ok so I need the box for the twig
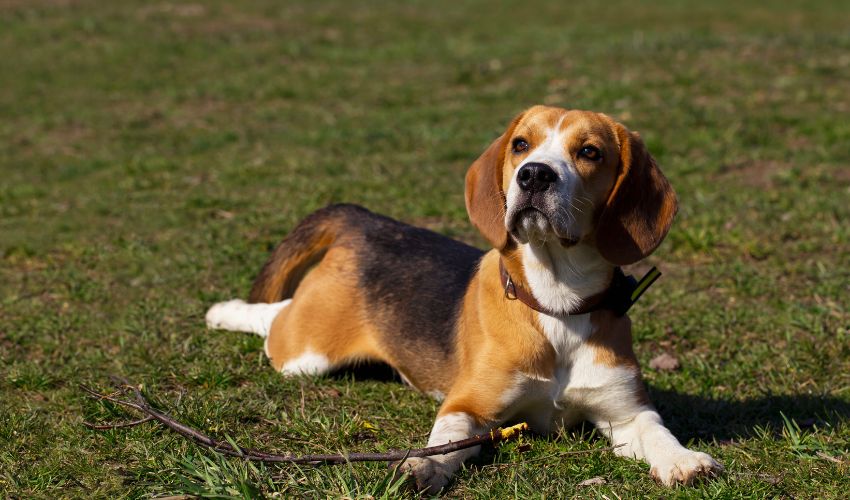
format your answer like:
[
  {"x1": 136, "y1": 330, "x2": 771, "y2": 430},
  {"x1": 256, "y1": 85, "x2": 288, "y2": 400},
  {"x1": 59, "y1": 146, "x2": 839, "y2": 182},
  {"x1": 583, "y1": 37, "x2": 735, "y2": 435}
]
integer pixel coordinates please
[
  {"x1": 816, "y1": 451, "x2": 844, "y2": 464},
  {"x1": 81, "y1": 378, "x2": 528, "y2": 465},
  {"x1": 82, "y1": 416, "x2": 155, "y2": 430}
]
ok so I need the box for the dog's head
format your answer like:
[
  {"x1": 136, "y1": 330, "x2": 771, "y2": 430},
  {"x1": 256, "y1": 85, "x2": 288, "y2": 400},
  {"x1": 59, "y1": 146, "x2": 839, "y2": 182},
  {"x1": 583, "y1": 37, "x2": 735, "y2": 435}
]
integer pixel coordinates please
[{"x1": 465, "y1": 105, "x2": 677, "y2": 265}]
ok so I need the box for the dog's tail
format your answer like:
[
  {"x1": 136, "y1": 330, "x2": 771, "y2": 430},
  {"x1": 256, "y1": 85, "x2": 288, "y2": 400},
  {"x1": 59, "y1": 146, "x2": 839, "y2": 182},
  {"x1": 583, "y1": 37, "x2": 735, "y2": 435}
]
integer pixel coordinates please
[{"x1": 247, "y1": 204, "x2": 349, "y2": 304}]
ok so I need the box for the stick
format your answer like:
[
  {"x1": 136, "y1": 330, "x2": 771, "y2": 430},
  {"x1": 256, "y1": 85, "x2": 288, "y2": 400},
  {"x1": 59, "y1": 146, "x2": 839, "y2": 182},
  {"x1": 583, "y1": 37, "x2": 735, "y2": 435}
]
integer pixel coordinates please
[
  {"x1": 82, "y1": 416, "x2": 155, "y2": 430},
  {"x1": 81, "y1": 379, "x2": 529, "y2": 465}
]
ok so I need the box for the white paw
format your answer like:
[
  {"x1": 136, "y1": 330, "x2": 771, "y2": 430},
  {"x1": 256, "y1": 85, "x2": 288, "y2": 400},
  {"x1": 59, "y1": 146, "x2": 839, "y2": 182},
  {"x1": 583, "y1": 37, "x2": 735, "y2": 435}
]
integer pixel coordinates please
[
  {"x1": 399, "y1": 457, "x2": 452, "y2": 495},
  {"x1": 650, "y1": 450, "x2": 723, "y2": 486},
  {"x1": 205, "y1": 299, "x2": 244, "y2": 330}
]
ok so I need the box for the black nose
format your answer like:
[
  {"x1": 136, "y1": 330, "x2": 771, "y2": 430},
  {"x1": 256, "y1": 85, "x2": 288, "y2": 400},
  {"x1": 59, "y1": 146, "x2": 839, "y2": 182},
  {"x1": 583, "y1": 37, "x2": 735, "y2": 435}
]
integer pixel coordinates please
[{"x1": 517, "y1": 163, "x2": 557, "y2": 193}]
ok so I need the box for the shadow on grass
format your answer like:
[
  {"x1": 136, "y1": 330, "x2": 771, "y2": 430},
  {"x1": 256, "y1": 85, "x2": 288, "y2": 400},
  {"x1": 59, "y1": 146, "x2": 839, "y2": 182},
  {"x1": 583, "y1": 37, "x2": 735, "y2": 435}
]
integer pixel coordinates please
[
  {"x1": 330, "y1": 364, "x2": 850, "y2": 444},
  {"x1": 328, "y1": 362, "x2": 403, "y2": 384},
  {"x1": 648, "y1": 385, "x2": 850, "y2": 443}
]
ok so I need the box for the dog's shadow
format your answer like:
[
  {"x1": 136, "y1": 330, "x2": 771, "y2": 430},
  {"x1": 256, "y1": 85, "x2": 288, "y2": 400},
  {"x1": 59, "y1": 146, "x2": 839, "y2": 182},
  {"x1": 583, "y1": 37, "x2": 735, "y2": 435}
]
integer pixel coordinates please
[
  {"x1": 646, "y1": 385, "x2": 850, "y2": 443},
  {"x1": 332, "y1": 365, "x2": 850, "y2": 444},
  {"x1": 330, "y1": 362, "x2": 403, "y2": 384}
]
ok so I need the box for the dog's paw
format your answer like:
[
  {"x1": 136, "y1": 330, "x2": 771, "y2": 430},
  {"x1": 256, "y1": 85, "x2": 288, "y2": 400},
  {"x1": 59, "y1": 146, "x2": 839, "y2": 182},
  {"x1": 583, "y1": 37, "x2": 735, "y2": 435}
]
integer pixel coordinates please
[
  {"x1": 650, "y1": 450, "x2": 723, "y2": 486},
  {"x1": 397, "y1": 457, "x2": 452, "y2": 495},
  {"x1": 205, "y1": 299, "x2": 240, "y2": 330}
]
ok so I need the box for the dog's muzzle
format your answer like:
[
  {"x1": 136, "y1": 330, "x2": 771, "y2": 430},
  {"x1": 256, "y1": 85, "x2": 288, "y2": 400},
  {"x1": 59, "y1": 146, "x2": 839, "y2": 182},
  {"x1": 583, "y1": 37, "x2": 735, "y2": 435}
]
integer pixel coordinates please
[{"x1": 508, "y1": 162, "x2": 579, "y2": 247}]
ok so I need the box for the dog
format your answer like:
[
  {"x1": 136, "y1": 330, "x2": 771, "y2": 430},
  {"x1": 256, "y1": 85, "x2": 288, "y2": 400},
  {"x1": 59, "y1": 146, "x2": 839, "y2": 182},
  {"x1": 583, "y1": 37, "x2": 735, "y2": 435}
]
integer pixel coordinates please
[{"x1": 205, "y1": 105, "x2": 723, "y2": 493}]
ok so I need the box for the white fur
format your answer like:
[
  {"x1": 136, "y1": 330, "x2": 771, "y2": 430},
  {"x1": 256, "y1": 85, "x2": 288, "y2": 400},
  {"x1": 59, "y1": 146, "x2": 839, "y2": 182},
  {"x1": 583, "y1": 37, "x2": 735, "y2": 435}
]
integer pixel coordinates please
[
  {"x1": 505, "y1": 118, "x2": 595, "y2": 247},
  {"x1": 401, "y1": 412, "x2": 481, "y2": 494},
  {"x1": 403, "y1": 225, "x2": 721, "y2": 488},
  {"x1": 280, "y1": 350, "x2": 331, "y2": 376},
  {"x1": 506, "y1": 119, "x2": 576, "y2": 214},
  {"x1": 215, "y1": 120, "x2": 720, "y2": 490},
  {"x1": 509, "y1": 144, "x2": 723, "y2": 485},
  {"x1": 522, "y1": 241, "x2": 613, "y2": 314},
  {"x1": 527, "y1": 248, "x2": 720, "y2": 484},
  {"x1": 427, "y1": 390, "x2": 446, "y2": 401},
  {"x1": 205, "y1": 299, "x2": 290, "y2": 337},
  {"x1": 504, "y1": 120, "x2": 615, "y2": 314},
  {"x1": 488, "y1": 307, "x2": 721, "y2": 485},
  {"x1": 596, "y1": 410, "x2": 723, "y2": 486},
  {"x1": 494, "y1": 313, "x2": 596, "y2": 434}
]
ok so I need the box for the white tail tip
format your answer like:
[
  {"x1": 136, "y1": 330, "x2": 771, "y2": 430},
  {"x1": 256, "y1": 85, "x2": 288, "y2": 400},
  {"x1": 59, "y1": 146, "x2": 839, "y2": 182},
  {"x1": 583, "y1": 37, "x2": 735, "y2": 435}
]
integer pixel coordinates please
[{"x1": 205, "y1": 299, "x2": 291, "y2": 337}]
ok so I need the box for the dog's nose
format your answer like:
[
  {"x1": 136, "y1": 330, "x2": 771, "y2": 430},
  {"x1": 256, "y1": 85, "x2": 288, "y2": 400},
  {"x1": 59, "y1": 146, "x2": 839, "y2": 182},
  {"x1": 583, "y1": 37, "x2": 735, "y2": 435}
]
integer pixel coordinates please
[{"x1": 517, "y1": 163, "x2": 556, "y2": 193}]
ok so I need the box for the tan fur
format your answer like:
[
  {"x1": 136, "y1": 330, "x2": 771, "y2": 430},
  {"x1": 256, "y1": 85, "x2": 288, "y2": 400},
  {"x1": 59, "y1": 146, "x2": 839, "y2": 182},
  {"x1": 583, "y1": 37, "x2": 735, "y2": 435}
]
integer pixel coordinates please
[
  {"x1": 229, "y1": 106, "x2": 718, "y2": 492},
  {"x1": 595, "y1": 122, "x2": 678, "y2": 265},
  {"x1": 264, "y1": 245, "x2": 389, "y2": 371},
  {"x1": 264, "y1": 107, "x2": 670, "y2": 402},
  {"x1": 263, "y1": 242, "x2": 456, "y2": 393},
  {"x1": 587, "y1": 310, "x2": 639, "y2": 369},
  {"x1": 439, "y1": 251, "x2": 554, "y2": 425},
  {"x1": 587, "y1": 310, "x2": 651, "y2": 406},
  {"x1": 499, "y1": 109, "x2": 621, "y2": 201},
  {"x1": 464, "y1": 112, "x2": 526, "y2": 250},
  {"x1": 249, "y1": 209, "x2": 342, "y2": 303}
]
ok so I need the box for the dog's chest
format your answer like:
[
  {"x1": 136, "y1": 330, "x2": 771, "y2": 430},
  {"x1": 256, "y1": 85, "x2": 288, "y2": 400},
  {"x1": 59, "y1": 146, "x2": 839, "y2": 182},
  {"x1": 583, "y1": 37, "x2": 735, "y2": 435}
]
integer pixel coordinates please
[{"x1": 501, "y1": 314, "x2": 624, "y2": 431}]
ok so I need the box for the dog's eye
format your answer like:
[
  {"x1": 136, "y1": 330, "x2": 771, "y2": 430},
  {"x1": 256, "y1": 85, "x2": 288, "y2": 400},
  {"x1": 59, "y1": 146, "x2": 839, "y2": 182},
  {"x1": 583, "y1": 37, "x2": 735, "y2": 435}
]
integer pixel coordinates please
[
  {"x1": 579, "y1": 146, "x2": 602, "y2": 161},
  {"x1": 512, "y1": 138, "x2": 529, "y2": 153}
]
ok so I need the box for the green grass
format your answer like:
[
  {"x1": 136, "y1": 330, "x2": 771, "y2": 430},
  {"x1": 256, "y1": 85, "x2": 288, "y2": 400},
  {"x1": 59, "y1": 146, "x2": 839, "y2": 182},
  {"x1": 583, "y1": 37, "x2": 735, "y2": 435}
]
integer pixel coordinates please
[{"x1": 1, "y1": 0, "x2": 849, "y2": 497}]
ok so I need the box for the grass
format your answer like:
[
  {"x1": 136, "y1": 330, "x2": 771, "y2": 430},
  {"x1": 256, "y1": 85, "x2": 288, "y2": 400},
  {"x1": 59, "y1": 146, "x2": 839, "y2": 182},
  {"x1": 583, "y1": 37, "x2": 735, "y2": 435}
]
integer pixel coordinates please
[{"x1": 1, "y1": 0, "x2": 849, "y2": 497}]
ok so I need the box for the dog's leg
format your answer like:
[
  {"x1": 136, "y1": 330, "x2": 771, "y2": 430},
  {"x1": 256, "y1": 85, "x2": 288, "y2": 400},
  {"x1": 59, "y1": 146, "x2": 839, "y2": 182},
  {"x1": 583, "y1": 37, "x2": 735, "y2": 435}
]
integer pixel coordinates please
[
  {"x1": 572, "y1": 313, "x2": 723, "y2": 485},
  {"x1": 595, "y1": 407, "x2": 723, "y2": 485},
  {"x1": 207, "y1": 299, "x2": 333, "y2": 376},
  {"x1": 400, "y1": 411, "x2": 484, "y2": 494},
  {"x1": 573, "y1": 355, "x2": 724, "y2": 489},
  {"x1": 576, "y1": 365, "x2": 723, "y2": 485},
  {"x1": 205, "y1": 299, "x2": 291, "y2": 337}
]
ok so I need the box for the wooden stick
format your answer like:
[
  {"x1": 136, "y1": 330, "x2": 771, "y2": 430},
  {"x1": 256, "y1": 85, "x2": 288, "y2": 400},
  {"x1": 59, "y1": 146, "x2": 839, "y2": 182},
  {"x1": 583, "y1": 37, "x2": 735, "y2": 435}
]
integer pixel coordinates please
[
  {"x1": 81, "y1": 379, "x2": 529, "y2": 465},
  {"x1": 82, "y1": 416, "x2": 154, "y2": 430}
]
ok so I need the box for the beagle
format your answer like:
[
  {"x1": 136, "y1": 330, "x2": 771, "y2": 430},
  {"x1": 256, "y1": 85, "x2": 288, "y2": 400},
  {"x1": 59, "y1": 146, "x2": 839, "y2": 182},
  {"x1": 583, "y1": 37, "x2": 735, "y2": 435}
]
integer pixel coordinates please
[{"x1": 205, "y1": 105, "x2": 722, "y2": 493}]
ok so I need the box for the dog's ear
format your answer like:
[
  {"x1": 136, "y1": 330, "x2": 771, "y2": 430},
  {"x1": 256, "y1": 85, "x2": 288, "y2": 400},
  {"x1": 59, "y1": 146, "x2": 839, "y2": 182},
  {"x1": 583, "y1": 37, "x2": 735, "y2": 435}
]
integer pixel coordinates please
[
  {"x1": 596, "y1": 124, "x2": 678, "y2": 265},
  {"x1": 465, "y1": 112, "x2": 525, "y2": 249}
]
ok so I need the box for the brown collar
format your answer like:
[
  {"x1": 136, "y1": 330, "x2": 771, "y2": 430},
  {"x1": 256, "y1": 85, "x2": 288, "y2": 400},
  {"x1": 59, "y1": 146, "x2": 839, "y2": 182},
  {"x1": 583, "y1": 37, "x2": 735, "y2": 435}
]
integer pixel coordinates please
[{"x1": 499, "y1": 258, "x2": 637, "y2": 316}]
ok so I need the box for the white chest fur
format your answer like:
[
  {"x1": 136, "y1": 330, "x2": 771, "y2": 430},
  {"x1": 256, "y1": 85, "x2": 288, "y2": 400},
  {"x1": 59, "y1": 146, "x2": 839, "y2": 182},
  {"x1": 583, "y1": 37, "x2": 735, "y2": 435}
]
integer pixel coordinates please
[
  {"x1": 499, "y1": 314, "x2": 593, "y2": 431},
  {"x1": 504, "y1": 311, "x2": 641, "y2": 432},
  {"x1": 500, "y1": 243, "x2": 638, "y2": 430},
  {"x1": 521, "y1": 241, "x2": 613, "y2": 314}
]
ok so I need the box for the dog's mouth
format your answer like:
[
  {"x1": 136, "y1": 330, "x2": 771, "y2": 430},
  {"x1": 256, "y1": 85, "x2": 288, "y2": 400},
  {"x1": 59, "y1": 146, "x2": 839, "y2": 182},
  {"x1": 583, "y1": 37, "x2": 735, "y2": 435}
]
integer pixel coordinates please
[{"x1": 507, "y1": 206, "x2": 579, "y2": 247}]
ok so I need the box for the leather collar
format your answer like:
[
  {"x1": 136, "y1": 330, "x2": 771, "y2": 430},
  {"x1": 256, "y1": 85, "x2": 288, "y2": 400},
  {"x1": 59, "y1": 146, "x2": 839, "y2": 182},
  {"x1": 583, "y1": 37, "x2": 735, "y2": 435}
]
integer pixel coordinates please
[{"x1": 498, "y1": 258, "x2": 659, "y2": 317}]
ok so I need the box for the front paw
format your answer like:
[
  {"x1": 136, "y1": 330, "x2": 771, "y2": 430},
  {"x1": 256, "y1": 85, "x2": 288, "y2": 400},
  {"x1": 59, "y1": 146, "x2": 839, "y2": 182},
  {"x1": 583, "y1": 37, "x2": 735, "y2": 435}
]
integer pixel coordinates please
[
  {"x1": 650, "y1": 450, "x2": 723, "y2": 486},
  {"x1": 397, "y1": 457, "x2": 451, "y2": 495}
]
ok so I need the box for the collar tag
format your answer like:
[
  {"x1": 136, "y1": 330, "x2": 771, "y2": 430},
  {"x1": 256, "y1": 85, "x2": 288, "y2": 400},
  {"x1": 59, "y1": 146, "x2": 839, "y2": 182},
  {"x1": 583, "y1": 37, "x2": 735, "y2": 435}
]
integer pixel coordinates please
[{"x1": 504, "y1": 275, "x2": 518, "y2": 300}]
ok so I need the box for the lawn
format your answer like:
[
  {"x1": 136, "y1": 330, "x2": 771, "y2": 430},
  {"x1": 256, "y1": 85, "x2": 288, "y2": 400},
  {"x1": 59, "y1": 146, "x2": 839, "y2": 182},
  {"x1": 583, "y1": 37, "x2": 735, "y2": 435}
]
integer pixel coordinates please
[{"x1": 1, "y1": 0, "x2": 849, "y2": 497}]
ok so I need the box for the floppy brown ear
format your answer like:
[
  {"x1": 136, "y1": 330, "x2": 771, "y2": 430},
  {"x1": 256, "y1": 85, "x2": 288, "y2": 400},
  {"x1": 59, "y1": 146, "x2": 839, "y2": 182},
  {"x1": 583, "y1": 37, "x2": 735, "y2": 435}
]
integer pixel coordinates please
[
  {"x1": 596, "y1": 124, "x2": 678, "y2": 265},
  {"x1": 465, "y1": 134, "x2": 509, "y2": 248},
  {"x1": 465, "y1": 113, "x2": 525, "y2": 249}
]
